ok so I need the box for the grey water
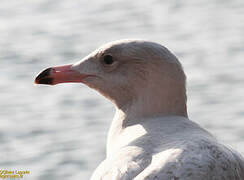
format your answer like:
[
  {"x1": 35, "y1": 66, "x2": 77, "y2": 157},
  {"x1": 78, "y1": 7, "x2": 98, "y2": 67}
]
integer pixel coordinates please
[{"x1": 0, "y1": 0, "x2": 244, "y2": 179}]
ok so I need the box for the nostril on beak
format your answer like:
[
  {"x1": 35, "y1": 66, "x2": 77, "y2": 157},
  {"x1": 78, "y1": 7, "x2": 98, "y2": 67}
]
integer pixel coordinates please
[{"x1": 35, "y1": 68, "x2": 53, "y2": 85}]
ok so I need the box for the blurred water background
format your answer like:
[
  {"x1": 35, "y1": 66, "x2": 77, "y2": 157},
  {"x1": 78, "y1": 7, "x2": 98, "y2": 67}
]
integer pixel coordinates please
[{"x1": 0, "y1": 0, "x2": 244, "y2": 179}]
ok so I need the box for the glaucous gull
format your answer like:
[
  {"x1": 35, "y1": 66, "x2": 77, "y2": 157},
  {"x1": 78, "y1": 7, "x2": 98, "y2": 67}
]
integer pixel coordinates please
[{"x1": 35, "y1": 39, "x2": 244, "y2": 180}]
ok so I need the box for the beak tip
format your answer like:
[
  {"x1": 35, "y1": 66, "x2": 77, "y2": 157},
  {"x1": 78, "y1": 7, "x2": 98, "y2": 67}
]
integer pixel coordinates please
[
  {"x1": 34, "y1": 79, "x2": 38, "y2": 84},
  {"x1": 35, "y1": 68, "x2": 54, "y2": 85}
]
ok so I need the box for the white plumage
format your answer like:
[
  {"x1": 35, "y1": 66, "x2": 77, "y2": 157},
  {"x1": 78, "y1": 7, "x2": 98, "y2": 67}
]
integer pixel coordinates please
[{"x1": 35, "y1": 39, "x2": 244, "y2": 180}]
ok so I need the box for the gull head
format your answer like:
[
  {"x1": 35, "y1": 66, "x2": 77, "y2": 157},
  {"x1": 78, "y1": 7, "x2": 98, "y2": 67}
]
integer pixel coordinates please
[{"x1": 35, "y1": 39, "x2": 187, "y2": 117}]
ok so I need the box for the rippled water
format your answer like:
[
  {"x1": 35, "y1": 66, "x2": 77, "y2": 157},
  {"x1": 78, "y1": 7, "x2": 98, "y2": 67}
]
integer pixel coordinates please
[{"x1": 0, "y1": 0, "x2": 244, "y2": 179}]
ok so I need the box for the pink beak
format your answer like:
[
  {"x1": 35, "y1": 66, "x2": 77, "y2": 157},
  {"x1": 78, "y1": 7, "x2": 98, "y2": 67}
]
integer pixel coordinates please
[{"x1": 35, "y1": 64, "x2": 89, "y2": 85}]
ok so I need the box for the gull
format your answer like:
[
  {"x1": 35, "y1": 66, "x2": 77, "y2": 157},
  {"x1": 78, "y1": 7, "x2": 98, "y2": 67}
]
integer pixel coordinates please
[{"x1": 35, "y1": 39, "x2": 244, "y2": 180}]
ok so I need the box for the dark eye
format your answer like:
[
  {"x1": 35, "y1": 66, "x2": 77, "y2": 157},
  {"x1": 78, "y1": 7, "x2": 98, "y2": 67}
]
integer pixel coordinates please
[{"x1": 103, "y1": 55, "x2": 114, "y2": 65}]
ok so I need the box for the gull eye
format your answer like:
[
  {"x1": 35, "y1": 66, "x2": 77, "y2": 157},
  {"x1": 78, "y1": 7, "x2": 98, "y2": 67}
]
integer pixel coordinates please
[{"x1": 103, "y1": 55, "x2": 114, "y2": 65}]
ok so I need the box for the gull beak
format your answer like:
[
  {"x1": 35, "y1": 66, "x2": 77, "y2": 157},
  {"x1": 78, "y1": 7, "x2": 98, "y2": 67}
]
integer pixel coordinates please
[{"x1": 35, "y1": 64, "x2": 89, "y2": 85}]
